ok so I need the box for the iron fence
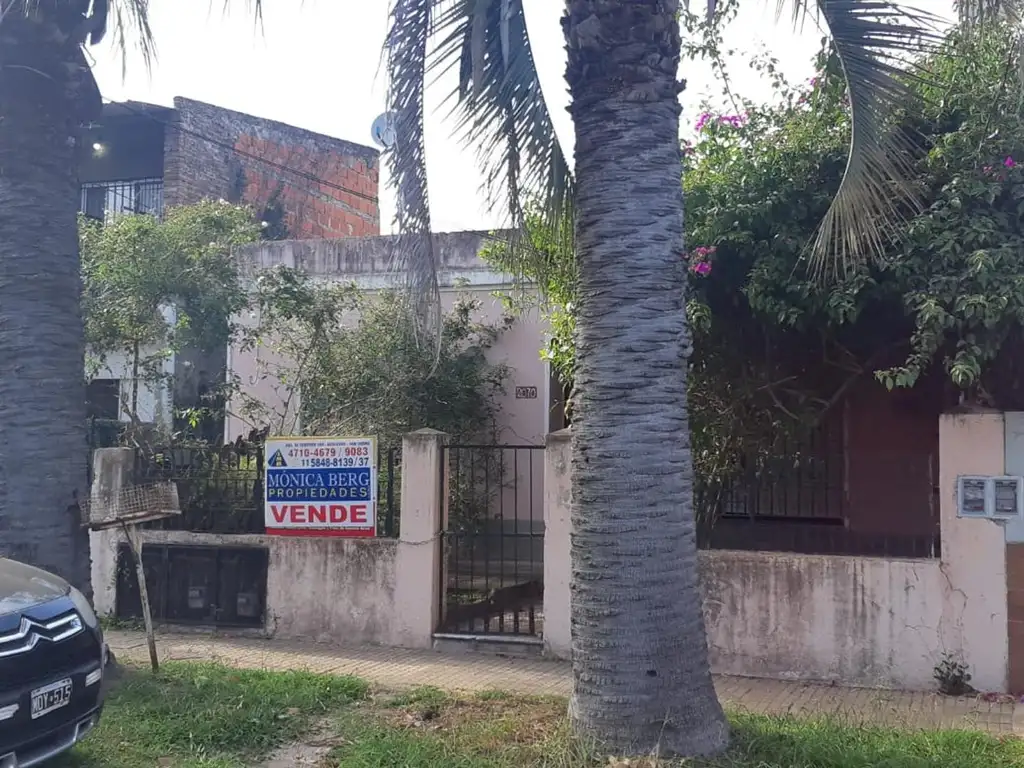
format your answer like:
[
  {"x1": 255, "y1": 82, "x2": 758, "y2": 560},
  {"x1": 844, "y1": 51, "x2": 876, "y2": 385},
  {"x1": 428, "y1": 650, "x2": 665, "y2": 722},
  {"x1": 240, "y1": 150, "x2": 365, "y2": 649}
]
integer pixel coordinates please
[
  {"x1": 703, "y1": 516, "x2": 940, "y2": 558},
  {"x1": 380, "y1": 445, "x2": 401, "y2": 537},
  {"x1": 439, "y1": 444, "x2": 545, "y2": 637},
  {"x1": 715, "y1": 420, "x2": 844, "y2": 523},
  {"x1": 129, "y1": 441, "x2": 401, "y2": 537},
  {"x1": 696, "y1": 420, "x2": 940, "y2": 559},
  {"x1": 136, "y1": 443, "x2": 265, "y2": 534}
]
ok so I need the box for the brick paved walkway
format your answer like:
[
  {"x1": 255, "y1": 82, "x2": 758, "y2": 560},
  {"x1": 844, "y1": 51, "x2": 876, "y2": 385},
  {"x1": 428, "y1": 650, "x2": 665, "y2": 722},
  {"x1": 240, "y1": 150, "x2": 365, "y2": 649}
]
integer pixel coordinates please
[{"x1": 105, "y1": 630, "x2": 1023, "y2": 736}]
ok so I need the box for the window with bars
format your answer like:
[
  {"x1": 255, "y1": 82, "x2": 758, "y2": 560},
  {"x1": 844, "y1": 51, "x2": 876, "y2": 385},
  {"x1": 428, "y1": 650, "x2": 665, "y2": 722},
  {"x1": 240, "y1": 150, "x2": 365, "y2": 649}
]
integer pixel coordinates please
[{"x1": 80, "y1": 178, "x2": 164, "y2": 221}]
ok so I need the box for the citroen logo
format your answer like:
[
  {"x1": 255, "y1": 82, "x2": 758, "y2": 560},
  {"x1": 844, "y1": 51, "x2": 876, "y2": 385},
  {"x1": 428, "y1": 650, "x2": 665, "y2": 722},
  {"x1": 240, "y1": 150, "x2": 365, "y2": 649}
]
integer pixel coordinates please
[{"x1": 0, "y1": 613, "x2": 83, "y2": 659}]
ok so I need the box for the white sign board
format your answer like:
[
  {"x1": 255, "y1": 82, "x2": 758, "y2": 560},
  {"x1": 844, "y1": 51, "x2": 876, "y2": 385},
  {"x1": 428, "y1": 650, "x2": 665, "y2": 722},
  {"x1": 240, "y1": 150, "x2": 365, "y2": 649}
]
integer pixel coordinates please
[{"x1": 264, "y1": 436, "x2": 377, "y2": 537}]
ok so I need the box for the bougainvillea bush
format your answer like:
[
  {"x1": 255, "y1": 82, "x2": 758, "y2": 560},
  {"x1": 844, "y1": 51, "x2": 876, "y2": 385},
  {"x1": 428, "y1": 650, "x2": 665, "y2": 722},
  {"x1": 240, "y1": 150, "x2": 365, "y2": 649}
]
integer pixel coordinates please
[
  {"x1": 688, "y1": 27, "x2": 1024, "y2": 397},
  {"x1": 489, "y1": 26, "x2": 1024, "y2": 517}
]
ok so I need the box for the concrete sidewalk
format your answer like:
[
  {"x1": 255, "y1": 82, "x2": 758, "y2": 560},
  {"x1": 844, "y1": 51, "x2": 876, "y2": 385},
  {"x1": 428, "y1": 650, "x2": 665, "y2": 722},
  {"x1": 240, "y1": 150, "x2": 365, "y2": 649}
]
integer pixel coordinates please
[{"x1": 105, "y1": 629, "x2": 1023, "y2": 736}]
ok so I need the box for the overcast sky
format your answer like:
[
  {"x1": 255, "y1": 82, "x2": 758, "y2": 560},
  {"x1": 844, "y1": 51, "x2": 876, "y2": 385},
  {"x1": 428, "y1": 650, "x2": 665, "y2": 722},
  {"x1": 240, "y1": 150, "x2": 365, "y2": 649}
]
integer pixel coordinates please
[{"x1": 89, "y1": 0, "x2": 957, "y2": 234}]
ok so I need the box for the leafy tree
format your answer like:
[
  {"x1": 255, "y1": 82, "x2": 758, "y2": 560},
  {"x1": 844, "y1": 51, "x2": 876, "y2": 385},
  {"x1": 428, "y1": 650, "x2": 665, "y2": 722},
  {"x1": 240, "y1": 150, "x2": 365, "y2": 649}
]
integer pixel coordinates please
[
  {"x1": 241, "y1": 267, "x2": 509, "y2": 447},
  {"x1": 80, "y1": 201, "x2": 259, "y2": 432},
  {"x1": 383, "y1": 0, "x2": 1020, "y2": 756}
]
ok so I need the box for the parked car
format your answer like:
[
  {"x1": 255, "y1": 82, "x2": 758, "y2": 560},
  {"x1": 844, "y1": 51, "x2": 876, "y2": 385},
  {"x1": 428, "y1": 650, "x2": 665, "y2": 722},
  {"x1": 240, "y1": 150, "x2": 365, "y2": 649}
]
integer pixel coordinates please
[{"x1": 0, "y1": 558, "x2": 107, "y2": 767}]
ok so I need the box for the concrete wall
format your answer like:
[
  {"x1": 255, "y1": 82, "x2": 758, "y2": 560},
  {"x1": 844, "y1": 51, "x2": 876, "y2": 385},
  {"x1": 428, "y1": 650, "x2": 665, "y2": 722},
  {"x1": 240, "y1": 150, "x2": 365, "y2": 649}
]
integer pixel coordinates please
[
  {"x1": 1001, "y1": 412, "x2": 1024, "y2": 693},
  {"x1": 90, "y1": 431, "x2": 446, "y2": 649},
  {"x1": 701, "y1": 551, "x2": 946, "y2": 688},
  {"x1": 96, "y1": 531, "x2": 404, "y2": 646},
  {"x1": 543, "y1": 414, "x2": 1011, "y2": 692},
  {"x1": 164, "y1": 97, "x2": 380, "y2": 239},
  {"x1": 543, "y1": 430, "x2": 571, "y2": 659}
]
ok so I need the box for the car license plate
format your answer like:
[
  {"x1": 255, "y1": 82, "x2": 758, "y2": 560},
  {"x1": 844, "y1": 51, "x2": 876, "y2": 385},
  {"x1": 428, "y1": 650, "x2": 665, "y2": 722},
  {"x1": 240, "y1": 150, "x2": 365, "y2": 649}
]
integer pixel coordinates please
[{"x1": 30, "y1": 678, "x2": 72, "y2": 719}]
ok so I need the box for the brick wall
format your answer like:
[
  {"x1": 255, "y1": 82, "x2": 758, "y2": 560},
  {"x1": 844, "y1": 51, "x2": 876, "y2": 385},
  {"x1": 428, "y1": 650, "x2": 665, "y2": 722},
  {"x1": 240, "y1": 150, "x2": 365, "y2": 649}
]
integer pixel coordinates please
[{"x1": 163, "y1": 97, "x2": 379, "y2": 239}]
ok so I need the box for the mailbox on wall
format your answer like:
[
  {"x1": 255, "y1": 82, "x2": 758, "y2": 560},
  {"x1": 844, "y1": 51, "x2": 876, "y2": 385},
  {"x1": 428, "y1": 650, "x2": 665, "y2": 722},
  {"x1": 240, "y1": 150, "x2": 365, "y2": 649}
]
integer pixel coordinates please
[{"x1": 956, "y1": 475, "x2": 1024, "y2": 521}]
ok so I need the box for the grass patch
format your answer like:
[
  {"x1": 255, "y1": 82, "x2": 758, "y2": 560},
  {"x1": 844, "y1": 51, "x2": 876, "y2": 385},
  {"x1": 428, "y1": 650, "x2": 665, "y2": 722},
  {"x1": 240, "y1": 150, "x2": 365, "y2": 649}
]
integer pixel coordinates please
[
  {"x1": 712, "y1": 712, "x2": 1023, "y2": 767},
  {"x1": 326, "y1": 689, "x2": 1024, "y2": 768},
  {"x1": 54, "y1": 662, "x2": 366, "y2": 768},
  {"x1": 98, "y1": 615, "x2": 144, "y2": 632},
  {"x1": 43, "y1": 664, "x2": 1024, "y2": 768}
]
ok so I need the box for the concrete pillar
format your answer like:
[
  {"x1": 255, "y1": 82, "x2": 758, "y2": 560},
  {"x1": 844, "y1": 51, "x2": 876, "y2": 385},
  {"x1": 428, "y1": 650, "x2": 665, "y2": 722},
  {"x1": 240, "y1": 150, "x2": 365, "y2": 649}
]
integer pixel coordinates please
[
  {"x1": 89, "y1": 448, "x2": 135, "y2": 616},
  {"x1": 938, "y1": 413, "x2": 1008, "y2": 692},
  {"x1": 1002, "y1": 413, "x2": 1024, "y2": 693},
  {"x1": 392, "y1": 429, "x2": 447, "y2": 648},
  {"x1": 543, "y1": 428, "x2": 571, "y2": 659}
]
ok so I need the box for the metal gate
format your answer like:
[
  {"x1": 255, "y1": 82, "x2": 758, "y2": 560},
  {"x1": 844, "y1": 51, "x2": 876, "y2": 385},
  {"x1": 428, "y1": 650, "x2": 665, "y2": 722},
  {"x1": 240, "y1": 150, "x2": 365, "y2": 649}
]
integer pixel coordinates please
[{"x1": 438, "y1": 443, "x2": 545, "y2": 637}]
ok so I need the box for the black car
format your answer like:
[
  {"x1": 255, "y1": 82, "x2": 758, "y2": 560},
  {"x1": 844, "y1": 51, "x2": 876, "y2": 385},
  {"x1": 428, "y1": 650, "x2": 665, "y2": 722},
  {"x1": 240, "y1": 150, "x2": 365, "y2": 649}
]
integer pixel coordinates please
[{"x1": 0, "y1": 558, "x2": 107, "y2": 767}]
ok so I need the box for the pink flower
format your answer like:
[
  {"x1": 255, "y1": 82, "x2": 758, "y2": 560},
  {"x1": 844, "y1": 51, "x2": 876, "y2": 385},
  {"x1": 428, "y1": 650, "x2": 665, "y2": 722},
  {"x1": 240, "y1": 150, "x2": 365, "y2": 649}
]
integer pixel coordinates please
[
  {"x1": 1005, "y1": 156, "x2": 1016, "y2": 169},
  {"x1": 809, "y1": 77, "x2": 818, "y2": 88},
  {"x1": 695, "y1": 112, "x2": 713, "y2": 132},
  {"x1": 717, "y1": 114, "x2": 747, "y2": 128},
  {"x1": 692, "y1": 261, "x2": 712, "y2": 276},
  {"x1": 983, "y1": 165, "x2": 993, "y2": 175}
]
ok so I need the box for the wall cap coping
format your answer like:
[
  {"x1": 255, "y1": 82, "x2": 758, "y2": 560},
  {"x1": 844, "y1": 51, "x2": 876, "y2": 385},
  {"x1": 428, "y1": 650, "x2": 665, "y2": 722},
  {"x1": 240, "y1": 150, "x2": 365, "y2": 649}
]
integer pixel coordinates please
[
  {"x1": 404, "y1": 428, "x2": 449, "y2": 444},
  {"x1": 546, "y1": 428, "x2": 571, "y2": 445}
]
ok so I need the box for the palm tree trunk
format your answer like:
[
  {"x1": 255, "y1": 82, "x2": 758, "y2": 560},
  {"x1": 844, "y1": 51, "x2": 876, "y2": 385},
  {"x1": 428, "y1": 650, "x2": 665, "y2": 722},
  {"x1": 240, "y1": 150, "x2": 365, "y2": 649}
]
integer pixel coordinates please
[
  {"x1": 563, "y1": 0, "x2": 729, "y2": 757},
  {"x1": 0, "y1": 7, "x2": 95, "y2": 595}
]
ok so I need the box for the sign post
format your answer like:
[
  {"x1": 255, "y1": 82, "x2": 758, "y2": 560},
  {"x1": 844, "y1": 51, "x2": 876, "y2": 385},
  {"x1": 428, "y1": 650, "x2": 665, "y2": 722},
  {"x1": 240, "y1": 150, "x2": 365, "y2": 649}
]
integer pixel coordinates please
[{"x1": 264, "y1": 436, "x2": 377, "y2": 537}]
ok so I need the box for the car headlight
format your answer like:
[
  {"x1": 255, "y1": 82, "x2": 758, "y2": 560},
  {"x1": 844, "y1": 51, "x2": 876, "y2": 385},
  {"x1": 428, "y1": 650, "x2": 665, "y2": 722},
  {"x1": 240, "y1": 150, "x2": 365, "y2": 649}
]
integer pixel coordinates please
[{"x1": 69, "y1": 586, "x2": 99, "y2": 629}]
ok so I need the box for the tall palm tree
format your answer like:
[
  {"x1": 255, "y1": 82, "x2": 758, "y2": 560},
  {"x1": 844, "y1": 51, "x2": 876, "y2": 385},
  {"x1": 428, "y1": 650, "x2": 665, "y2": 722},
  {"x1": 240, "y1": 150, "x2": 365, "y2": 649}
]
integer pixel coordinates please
[
  {"x1": 0, "y1": 1, "x2": 259, "y2": 596},
  {"x1": 0, "y1": 0, "x2": 114, "y2": 597},
  {"x1": 384, "y1": 0, "x2": 1020, "y2": 757}
]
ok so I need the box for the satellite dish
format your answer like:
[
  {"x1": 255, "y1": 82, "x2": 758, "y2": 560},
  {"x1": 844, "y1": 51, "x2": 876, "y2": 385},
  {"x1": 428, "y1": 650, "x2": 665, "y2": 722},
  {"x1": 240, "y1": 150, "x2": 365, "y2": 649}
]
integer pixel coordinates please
[{"x1": 371, "y1": 112, "x2": 396, "y2": 150}]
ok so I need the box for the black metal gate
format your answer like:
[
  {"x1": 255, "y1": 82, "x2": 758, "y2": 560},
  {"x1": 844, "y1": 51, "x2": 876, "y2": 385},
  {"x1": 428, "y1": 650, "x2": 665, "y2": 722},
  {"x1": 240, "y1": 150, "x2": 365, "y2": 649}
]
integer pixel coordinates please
[{"x1": 438, "y1": 443, "x2": 545, "y2": 637}]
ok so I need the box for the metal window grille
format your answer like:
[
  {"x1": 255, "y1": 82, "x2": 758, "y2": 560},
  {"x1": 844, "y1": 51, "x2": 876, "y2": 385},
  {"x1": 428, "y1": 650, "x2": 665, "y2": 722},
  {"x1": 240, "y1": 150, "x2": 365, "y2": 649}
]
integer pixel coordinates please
[{"x1": 80, "y1": 178, "x2": 164, "y2": 221}]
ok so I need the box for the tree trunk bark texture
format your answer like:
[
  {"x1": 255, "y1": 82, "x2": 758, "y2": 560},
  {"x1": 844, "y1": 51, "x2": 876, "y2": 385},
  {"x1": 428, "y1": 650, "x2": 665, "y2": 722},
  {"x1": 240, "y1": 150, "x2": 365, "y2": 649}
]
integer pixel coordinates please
[
  {"x1": 0, "y1": 4, "x2": 97, "y2": 595},
  {"x1": 563, "y1": 0, "x2": 729, "y2": 757}
]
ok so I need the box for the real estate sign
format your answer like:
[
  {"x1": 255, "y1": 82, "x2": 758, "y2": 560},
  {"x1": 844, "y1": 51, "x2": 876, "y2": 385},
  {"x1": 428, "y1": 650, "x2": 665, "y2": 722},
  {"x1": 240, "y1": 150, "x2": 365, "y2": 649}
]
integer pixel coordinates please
[{"x1": 264, "y1": 436, "x2": 377, "y2": 537}]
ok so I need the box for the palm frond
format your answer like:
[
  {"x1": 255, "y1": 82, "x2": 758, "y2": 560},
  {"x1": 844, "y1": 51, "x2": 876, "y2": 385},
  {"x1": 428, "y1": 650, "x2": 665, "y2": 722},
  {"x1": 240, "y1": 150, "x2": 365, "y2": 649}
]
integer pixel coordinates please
[
  {"x1": 384, "y1": 0, "x2": 441, "y2": 340},
  {"x1": 789, "y1": 1, "x2": 944, "y2": 278},
  {"x1": 429, "y1": 0, "x2": 574, "y2": 250},
  {"x1": 956, "y1": 0, "x2": 1024, "y2": 25},
  {"x1": 107, "y1": 0, "x2": 155, "y2": 76}
]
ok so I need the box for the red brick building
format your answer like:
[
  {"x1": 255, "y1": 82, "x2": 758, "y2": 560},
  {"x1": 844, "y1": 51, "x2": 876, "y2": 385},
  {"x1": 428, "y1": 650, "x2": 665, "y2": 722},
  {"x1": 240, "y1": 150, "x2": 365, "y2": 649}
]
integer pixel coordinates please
[{"x1": 79, "y1": 97, "x2": 380, "y2": 239}]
